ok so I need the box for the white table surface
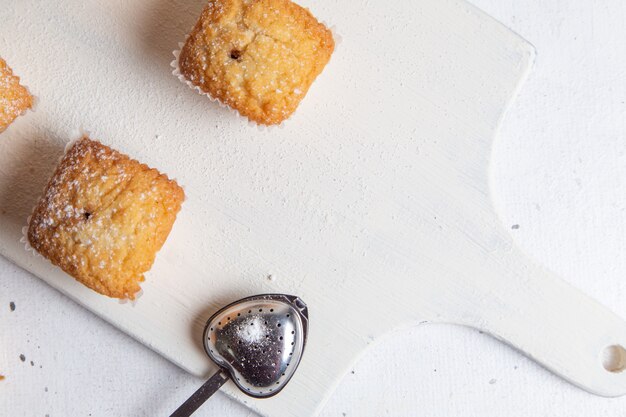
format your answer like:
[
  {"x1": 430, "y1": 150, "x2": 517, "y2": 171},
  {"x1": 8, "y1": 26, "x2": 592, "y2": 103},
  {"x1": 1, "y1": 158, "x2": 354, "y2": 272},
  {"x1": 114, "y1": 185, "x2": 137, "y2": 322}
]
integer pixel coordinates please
[{"x1": 2, "y1": 0, "x2": 625, "y2": 416}]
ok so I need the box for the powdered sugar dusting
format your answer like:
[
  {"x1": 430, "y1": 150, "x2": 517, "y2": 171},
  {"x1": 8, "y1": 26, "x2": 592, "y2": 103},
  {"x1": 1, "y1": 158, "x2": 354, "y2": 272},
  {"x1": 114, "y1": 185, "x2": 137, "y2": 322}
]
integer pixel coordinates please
[{"x1": 235, "y1": 315, "x2": 268, "y2": 344}]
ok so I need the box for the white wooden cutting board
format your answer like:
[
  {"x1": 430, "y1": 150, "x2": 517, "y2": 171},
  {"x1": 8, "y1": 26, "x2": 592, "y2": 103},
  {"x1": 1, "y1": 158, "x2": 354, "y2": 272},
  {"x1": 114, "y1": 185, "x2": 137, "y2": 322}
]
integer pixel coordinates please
[{"x1": 1, "y1": 1, "x2": 626, "y2": 416}]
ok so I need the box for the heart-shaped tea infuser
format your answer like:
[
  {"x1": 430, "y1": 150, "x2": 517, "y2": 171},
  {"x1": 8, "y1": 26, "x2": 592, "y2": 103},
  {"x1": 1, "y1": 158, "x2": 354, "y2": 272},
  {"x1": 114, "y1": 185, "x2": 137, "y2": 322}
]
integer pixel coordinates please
[{"x1": 171, "y1": 294, "x2": 309, "y2": 416}]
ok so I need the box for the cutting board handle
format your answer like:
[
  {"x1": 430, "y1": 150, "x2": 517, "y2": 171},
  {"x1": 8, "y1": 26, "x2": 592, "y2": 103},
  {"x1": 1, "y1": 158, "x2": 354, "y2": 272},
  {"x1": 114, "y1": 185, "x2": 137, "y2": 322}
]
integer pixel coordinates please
[{"x1": 463, "y1": 245, "x2": 626, "y2": 396}]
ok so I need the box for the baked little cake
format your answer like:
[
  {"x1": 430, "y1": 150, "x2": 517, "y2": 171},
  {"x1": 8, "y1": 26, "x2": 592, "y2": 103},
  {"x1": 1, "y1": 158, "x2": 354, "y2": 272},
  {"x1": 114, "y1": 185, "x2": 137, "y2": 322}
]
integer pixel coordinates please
[
  {"x1": 178, "y1": 0, "x2": 334, "y2": 125},
  {"x1": 27, "y1": 137, "x2": 184, "y2": 299},
  {"x1": 0, "y1": 57, "x2": 33, "y2": 133}
]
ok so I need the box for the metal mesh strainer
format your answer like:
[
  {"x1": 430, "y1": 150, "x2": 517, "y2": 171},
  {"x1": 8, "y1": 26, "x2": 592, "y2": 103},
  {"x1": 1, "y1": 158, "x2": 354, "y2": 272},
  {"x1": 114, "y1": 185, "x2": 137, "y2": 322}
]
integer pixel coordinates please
[{"x1": 170, "y1": 294, "x2": 309, "y2": 416}]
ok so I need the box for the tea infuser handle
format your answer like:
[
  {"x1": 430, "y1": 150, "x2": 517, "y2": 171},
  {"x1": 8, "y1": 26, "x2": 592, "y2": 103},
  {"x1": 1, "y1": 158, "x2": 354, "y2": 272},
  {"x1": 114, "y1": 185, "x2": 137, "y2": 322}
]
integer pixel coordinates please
[{"x1": 170, "y1": 369, "x2": 230, "y2": 417}]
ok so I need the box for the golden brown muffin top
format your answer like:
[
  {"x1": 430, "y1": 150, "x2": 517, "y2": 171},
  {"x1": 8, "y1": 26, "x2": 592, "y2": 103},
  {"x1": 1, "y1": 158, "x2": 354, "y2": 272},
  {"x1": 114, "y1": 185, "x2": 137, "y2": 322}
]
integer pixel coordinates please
[
  {"x1": 0, "y1": 57, "x2": 33, "y2": 133},
  {"x1": 179, "y1": 0, "x2": 334, "y2": 125},
  {"x1": 28, "y1": 137, "x2": 184, "y2": 299}
]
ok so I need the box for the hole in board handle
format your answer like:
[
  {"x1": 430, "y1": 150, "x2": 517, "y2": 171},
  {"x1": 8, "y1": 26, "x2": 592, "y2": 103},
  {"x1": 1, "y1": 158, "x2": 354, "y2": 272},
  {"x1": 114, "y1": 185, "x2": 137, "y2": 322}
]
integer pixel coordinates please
[{"x1": 602, "y1": 345, "x2": 626, "y2": 373}]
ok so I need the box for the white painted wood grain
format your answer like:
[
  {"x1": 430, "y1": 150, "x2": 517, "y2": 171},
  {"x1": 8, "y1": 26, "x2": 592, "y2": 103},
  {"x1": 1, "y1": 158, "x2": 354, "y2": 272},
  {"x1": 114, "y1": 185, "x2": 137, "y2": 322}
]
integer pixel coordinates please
[{"x1": 1, "y1": 1, "x2": 625, "y2": 416}]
